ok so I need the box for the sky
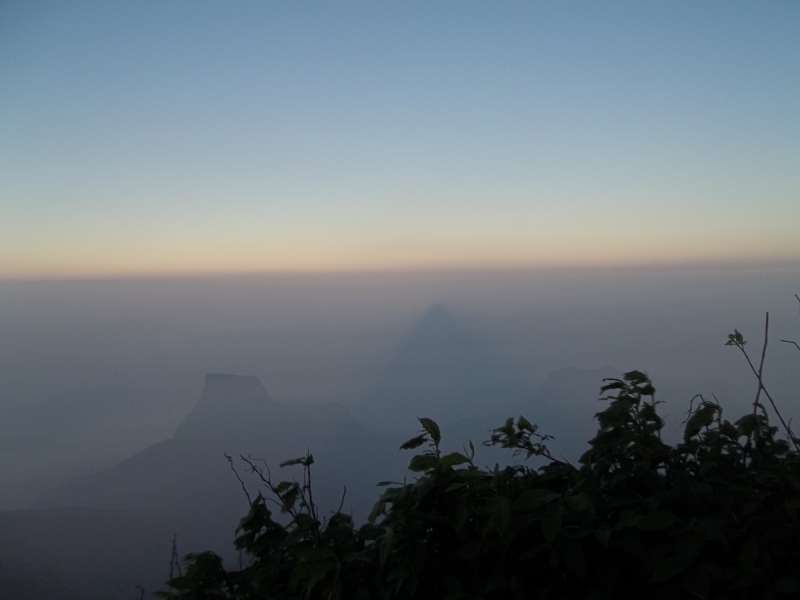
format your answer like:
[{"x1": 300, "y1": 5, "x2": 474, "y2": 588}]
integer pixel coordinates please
[{"x1": 1, "y1": 1, "x2": 799, "y2": 278}]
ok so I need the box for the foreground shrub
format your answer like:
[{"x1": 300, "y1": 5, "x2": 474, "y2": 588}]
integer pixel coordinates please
[{"x1": 159, "y1": 330, "x2": 800, "y2": 600}]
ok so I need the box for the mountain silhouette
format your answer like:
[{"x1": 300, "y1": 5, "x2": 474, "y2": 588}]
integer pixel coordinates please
[
  {"x1": 21, "y1": 365, "x2": 621, "y2": 599},
  {"x1": 173, "y1": 373, "x2": 353, "y2": 446},
  {"x1": 354, "y1": 305, "x2": 535, "y2": 431},
  {"x1": 37, "y1": 373, "x2": 405, "y2": 519},
  {"x1": 173, "y1": 374, "x2": 277, "y2": 439}
]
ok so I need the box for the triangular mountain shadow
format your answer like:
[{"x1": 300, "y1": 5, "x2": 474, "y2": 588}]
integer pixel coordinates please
[{"x1": 354, "y1": 305, "x2": 536, "y2": 432}]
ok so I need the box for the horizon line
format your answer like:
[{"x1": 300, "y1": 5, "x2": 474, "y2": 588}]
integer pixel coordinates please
[{"x1": 2, "y1": 257, "x2": 799, "y2": 284}]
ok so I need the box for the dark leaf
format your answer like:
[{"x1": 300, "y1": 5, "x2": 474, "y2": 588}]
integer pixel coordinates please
[
  {"x1": 379, "y1": 527, "x2": 394, "y2": 567},
  {"x1": 775, "y1": 578, "x2": 800, "y2": 594},
  {"x1": 446, "y1": 482, "x2": 468, "y2": 493},
  {"x1": 542, "y1": 505, "x2": 563, "y2": 544},
  {"x1": 440, "y1": 452, "x2": 470, "y2": 468},
  {"x1": 408, "y1": 454, "x2": 439, "y2": 472},
  {"x1": 487, "y1": 495, "x2": 512, "y2": 534},
  {"x1": 418, "y1": 418, "x2": 441, "y2": 446},
  {"x1": 625, "y1": 370, "x2": 648, "y2": 383},
  {"x1": 637, "y1": 510, "x2": 679, "y2": 532},
  {"x1": 615, "y1": 513, "x2": 642, "y2": 529},
  {"x1": 514, "y1": 489, "x2": 560, "y2": 512},
  {"x1": 685, "y1": 404, "x2": 719, "y2": 441},
  {"x1": 601, "y1": 380, "x2": 625, "y2": 392},
  {"x1": 344, "y1": 552, "x2": 372, "y2": 564},
  {"x1": 400, "y1": 434, "x2": 428, "y2": 450},
  {"x1": 595, "y1": 527, "x2": 611, "y2": 547},
  {"x1": 459, "y1": 539, "x2": 482, "y2": 560},
  {"x1": 556, "y1": 533, "x2": 586, "y2": 578},
  {"x1": 565, "y1": 492, "x2": 594, "y2": 513},
  {"x1": 518, "y1": 416, "x2": 534, "y2": 432},
  {"x1": 650, "y1": 557, "x2": 688, "y2": 583},
  {"x1": 739, "y1": 537, "x2": 759, "y2": 568},
  {"x1": 275, "y1": 481, "x2": 294, "y2": 494}
]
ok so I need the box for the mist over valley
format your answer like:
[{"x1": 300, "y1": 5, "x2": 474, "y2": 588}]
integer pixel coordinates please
[{"x1": 1, "y1": 267, "x2": 798, "y2": 598}]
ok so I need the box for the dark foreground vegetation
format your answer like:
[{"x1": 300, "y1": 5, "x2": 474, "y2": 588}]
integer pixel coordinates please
[{"x1": 158, "y1": 321, "x2": 800, "y2": 600}]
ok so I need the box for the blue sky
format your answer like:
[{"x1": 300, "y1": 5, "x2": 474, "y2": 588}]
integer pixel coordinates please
[{"x1": 2, "y1": 1, "x2": 799, "y2": 277}]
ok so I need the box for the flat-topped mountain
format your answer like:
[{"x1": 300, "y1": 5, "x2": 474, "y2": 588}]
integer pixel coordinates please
[
  {"x1": 172, "y1": 373, "x2": 355, "y2": 452},
  {"x1": 174, "y1": 373, "x2": 276, "y2": 439}
]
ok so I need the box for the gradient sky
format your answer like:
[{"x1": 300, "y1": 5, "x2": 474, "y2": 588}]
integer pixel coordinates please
[{"x1": 2, "y1": 1, "x2": 799, "y2": 278}]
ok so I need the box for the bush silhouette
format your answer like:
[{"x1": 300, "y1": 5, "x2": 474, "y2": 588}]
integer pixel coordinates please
[{"x1": 158, "y1": 322, "x2": 800, "y2": 600}]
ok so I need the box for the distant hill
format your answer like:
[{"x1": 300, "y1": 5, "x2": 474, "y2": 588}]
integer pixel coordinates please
[
  {"x1": 354, "y1": 305, "x2": 536, "y2": 431},
  {"x1": 38, "y1": 374, "x2": 405, "y2": 517}
]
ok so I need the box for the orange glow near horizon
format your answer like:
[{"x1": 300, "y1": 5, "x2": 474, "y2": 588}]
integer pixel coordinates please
[{"x1": 3, "y1": 233, "x2": 799, "y2": 281}]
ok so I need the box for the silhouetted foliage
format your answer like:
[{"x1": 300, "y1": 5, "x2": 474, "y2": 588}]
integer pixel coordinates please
[{"x1": 158, "y1": 324, "x2": 800, "y2": 600}]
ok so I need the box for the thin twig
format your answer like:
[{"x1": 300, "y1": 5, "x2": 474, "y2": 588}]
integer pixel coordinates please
[
  {"x1": 683, "y1": 395, "x2": 705, "y2": 426},
  {"x1": 174, "y1": 534, "x2": 182, "y2": 577},
  {"x1": 737, "y1": 314, "x2": 799, "y2": 451},
  {"x1": 711, "y1": 394, "x2": 725, "y2": 454},
  {"x1": 240, "y1": 455, "x2": 300, "y2": 518},
  {"x1": 336, "y1": 486, "x2": 347, "y2": 514},
  {"x1": 168, "y1": 533, "x2": 182, "y2": 584},
  {"x1": 240, "y1": 455, "x2": 270, "y2": 485},
  {"x1": 751, "y1": 312, "x2": 770, "y2": 416},
  {"x1": 781, "y1": 340, "x2": 800, "y2": 352},
  {"x1": 168, "y1": 540, "x2": 174, "y2": 583},
  {"x1": 225, "y1": 453, "x2": 252, "y2": 506},
  {"x1": 305, "y1": 451, "x2": 317, "y2": 523},
  {"x1": 254, "y1": 457, "x2": 271, "y2": 479},
  {"x1": 742, "y1": 315, "x2": 768, "y2": 462}
]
